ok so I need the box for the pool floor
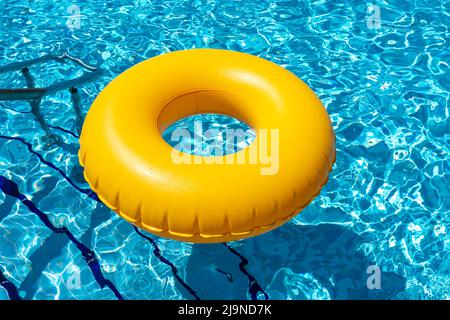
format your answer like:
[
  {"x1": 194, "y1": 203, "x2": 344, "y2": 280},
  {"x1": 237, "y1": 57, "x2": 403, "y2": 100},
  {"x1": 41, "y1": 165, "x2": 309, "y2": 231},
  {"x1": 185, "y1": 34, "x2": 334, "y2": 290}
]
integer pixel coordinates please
[{"x1": 0, "y1": 0, "x2": 449, "y2": 300}]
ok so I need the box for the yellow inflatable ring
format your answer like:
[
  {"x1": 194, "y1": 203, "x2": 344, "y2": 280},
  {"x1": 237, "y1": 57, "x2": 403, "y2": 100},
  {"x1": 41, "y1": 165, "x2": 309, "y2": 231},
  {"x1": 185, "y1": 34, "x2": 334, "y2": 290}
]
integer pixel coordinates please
[{"x1": 79, "y1": 49, "x2": 335, "y2": 243}]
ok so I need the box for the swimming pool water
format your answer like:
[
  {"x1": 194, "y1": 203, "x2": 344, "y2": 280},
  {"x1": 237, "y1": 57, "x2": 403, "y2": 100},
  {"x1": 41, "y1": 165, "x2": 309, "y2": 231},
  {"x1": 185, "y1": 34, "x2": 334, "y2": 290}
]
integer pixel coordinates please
[
  {"x1": 0, "y1": 0, "x2": 449, "y2": 300},
  {"x1": 163, "y1": 113, "x2": 256, "y2": 156}
]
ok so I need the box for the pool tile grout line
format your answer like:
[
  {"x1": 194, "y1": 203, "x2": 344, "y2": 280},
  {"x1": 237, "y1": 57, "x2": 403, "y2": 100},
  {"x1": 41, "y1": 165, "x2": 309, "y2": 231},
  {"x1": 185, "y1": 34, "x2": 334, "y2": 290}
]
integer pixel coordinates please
[
  {"x1": 0, "y1": 175, "x2": 124, "y2": 300},
  {"x1": 133, "y1": 226, "x2": 200, "y2": 300},
  {"x1": 224, "y1": 243, "x2": 269, "y2": 300},
  {"x1": 0, "y1": 132, "x2": 262, "y2": 300},
  {"x1": 0, "y1": 134, "x2": 98, "y2": 201},
  {"x1": 0, "y1": 134, "x2": 202, "y2": 300},
  {"x1": 48, "y1": 124, "x2": 80, "y2": 138},
  {"x1": 0, "y1": 266, "x2": 22, "y2": 300}
]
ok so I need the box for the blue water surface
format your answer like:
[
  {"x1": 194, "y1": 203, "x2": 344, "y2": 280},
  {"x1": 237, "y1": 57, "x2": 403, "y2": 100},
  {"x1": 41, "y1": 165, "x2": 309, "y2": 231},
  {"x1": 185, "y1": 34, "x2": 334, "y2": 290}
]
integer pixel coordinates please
[{"x1": 0, "y1": 0, "x2": 449, "y2": 300}]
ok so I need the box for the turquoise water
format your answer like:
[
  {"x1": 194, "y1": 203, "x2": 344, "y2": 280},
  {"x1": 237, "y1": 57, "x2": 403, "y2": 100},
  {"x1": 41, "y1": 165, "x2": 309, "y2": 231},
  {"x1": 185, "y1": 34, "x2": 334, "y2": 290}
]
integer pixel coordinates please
[
  {"x1": 163, "y1": 114, "x2": 256, "y2": 156},
  {"x1": 0, "y1": 0, "x2": 449, "y2": 300}
]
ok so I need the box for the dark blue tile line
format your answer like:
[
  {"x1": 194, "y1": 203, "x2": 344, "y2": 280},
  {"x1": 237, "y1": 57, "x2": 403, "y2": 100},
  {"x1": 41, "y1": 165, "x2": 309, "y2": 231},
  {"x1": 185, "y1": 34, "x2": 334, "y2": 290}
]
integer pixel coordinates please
[
  {"x1": 0, "y1": 176, "x2": 124, "y2": 300},
  {"x1": 133, "y1": 226, "x2": 201, "y2": 300},
  {"x1": 215, "y1": 268, "x2": 233, "y2": 283},
  {"x1": 0, "y1": 132, "x2": 260, "y2": 300},
  {"x1": 0, "y1": 135, "x2": 98, "y2": 201},
  {"x1": 0, "y1": 103, "x2": 31, "y2": 114},
  {"x1": 48, "y1": 124, "x2": 80, "y2": 139},
  {"x1": 0, "y1": 133, "x2": 201, "y2": 299},
  {"x1": 223, "y1": 243, "x2": 269, "y2": 300},
  {"x1": 0, "y1": 267, "x2": 22, "y2": 300}
]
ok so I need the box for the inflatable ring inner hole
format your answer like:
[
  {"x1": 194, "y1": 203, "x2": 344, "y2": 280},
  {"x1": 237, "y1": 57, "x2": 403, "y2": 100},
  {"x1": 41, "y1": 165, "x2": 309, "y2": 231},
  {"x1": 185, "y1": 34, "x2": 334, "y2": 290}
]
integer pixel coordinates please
[
  {"x1": 162, "y1": 113, "x2": 256, "y2": 156},
  {"x1": 157, "y1": 89, "x2": 255, "y2": 133},
  {"x1": 158, "y1": 89, "x2": 257, "y2": 155}
]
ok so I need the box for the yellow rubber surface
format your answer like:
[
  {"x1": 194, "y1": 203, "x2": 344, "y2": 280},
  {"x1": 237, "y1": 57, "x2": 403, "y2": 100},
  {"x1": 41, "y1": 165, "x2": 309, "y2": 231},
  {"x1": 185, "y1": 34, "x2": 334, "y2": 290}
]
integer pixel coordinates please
[{"x1": 79, "y1": 49, "x2": 335, "y2": 243}]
